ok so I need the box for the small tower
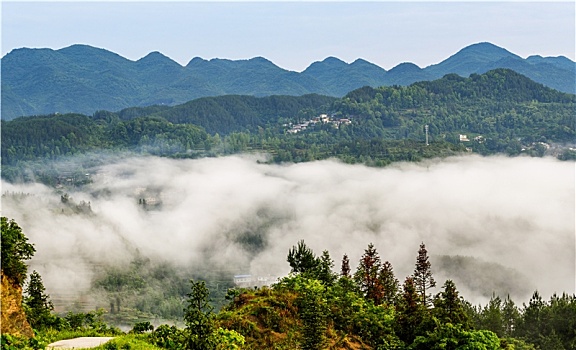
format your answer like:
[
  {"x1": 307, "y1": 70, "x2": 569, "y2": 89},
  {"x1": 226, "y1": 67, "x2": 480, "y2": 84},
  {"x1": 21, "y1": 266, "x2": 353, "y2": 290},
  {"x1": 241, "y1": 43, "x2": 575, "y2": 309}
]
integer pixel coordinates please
[{"x1": 425, "y1": 125, "x2": 429, "y2": 146}]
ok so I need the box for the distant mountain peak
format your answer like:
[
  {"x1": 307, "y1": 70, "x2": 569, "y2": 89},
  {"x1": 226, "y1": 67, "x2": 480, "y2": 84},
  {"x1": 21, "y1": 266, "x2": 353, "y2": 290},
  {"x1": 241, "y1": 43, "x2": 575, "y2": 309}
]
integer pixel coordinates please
[
  {"x1": 424, "y1": 42, "x2": 521, "y2": 78},
  {"x1": 137, "y1": 51, "x2": 181, "y2": 68},
  {"x1": 390, "y1": 62, "x2": 422, "y2": 72},
  {"x1": 249, "y1": 56, "x2": 272, "y2": 62},
  {"x1": 59, "y1": 44, "x2": 117, "y2": 55},
  {"x1": 140, "y1": 51, "x2": 167, "y2": 58},
  {"x1": 2, "y1": 42, "x2": 574, "y2": 120},
  {"x1": 247, "y1": 56, "x2": 278, "y2": 68},
  {"x1": 186, "y1": 57, "x2": 207, "y2": 67},
  {"x1": 462, "y1": 41, "x2": 504, "y2": 50},
  {"x1": 138, "y1": 51, "x2": 171, "y2": 60},
  {"x1": 453, "y1": 42, "x2": 518, "y2": 58},
  {"x1": 61, "y1": 43, "x2": 99, "y2": 51},
  {"x1": 350, "y1": 58, "x2": 377, "y2": 67},
  {"x1": 303, "y1": 57, "x2": 348, "y2": 75},
  {"x1": 321, "y1": 56, "x2": 347, "y2": 65}
]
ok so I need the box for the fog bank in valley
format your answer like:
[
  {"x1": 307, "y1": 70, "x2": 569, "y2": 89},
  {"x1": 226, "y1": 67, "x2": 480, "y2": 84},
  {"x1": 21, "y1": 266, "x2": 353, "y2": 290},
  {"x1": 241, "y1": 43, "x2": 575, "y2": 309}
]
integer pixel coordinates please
[{"x1": 2, "y1": 154, "x2": 574, "y2": 306}]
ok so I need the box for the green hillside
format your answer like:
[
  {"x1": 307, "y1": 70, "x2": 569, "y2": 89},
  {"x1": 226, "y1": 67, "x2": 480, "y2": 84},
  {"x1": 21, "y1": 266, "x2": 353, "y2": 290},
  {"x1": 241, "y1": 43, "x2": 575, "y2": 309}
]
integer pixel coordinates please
[{"x1": 2, "y1": 69, "x2": 574, "y2": 183}]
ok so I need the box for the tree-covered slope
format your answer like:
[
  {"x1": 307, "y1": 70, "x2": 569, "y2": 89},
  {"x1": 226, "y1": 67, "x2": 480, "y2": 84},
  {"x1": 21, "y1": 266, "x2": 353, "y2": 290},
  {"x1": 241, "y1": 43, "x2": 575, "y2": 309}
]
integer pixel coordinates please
[
  {"x1": 335, "y1": 69, "x2": 575, "y2": 149},
  {"x1": 1, "y1": 114, "x2": 211, "y2": 166},
  {"x1": 148, "y1": 94, "x2": 337, "y2": 134},
  {"x1": 2, "y1": 69, "x2": 574, "y2": 183}
]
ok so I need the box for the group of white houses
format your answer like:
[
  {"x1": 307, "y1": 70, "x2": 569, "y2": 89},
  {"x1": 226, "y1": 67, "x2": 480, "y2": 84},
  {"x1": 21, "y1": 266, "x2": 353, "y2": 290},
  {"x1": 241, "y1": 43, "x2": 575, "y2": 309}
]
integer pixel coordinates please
[
  {"x1": 233, "y1": 274, "x2": 279, "y2": 288},
  {"x1": 286, "y1": 114, "x2": 352, "y2": 134}
]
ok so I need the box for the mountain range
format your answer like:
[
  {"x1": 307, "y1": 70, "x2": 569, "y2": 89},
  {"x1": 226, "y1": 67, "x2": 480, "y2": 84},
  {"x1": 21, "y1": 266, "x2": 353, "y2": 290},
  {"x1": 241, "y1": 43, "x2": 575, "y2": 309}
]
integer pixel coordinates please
[{"x1": 1, "y1": 42, "x2": 574, "y2": 120}]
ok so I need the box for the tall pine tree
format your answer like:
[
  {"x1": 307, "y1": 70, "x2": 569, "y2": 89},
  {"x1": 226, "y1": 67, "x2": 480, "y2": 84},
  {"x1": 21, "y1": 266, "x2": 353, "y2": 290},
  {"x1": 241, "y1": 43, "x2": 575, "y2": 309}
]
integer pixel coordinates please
[
  {"x1": 433, "y1": 279, "x2": 469, "y2": 326},
  {"x1": 354, "y1": 243, "x2": 384, "y2": 305},
  {"x1": 287, "y1": 240, "x2": 318, "y2": 274},
  {"x1": 379, "y1": 261, "x2": 399, "y2": 305},
  {"x1": 184, "y1": 279, "x2": 215, "y2": 350},
  {"x1": 413, "y1": 242, "x2": 435, "y2": 306},
  {"x1": 24, "y1": 270, "x2": 54, "y2": 329},
  {"x1": 340, "y1": 253, "x2": 351, "y2": 278}
]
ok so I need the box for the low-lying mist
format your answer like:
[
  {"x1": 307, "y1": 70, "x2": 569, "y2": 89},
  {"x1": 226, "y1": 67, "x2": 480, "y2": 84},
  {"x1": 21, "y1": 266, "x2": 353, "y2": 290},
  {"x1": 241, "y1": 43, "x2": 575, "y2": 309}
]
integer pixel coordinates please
[{"x1": 2, "y1": 154, "x2": 574, "y2": 307}]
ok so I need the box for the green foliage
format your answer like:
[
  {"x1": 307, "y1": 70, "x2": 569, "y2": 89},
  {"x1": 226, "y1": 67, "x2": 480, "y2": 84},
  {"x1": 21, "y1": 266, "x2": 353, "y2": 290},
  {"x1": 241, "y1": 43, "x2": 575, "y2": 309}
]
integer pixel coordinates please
[
  {"x1": 150, "y1": 324, "x2": 186, "y2": 350},
  {"x1": 1, "y1": 333, "x2": 47, "y2": 350},
  {"x1": 340, "y1": 253, "x2": 351, "y2": 278},
  {"x1": 92, "y1": 334, "x2": 164, "y2": 350},
  {"x1": 336, "y1": 70, "x2": 575, "y2": 153},
  {"x1": 4, "y1": 69, "x2": 574, "y2": 185},
  {"x1": 152, "y1": 94, "x2": 336, "y2": 134},
  {"x1": 1, "y1": 217, "x2": 36, "y2": 284},
  {"x1": 287, "y1": 240, "x2": 318, "y2": 274},
  {"x1": 515, "y1": 292, "x2": 576, "y2": 350},
  {"x1": 379, "y1": 261, "x2": 400, "y2": 306},
  {"x1": 62, "y1": 309, "x2": 121, "y2": 334},
  {"x1": 213, "y1": 327, "x2": 245, "y2": 350},
  {"x1": 410, "y1": 322, "x2": 501, "y2": 350},
  {"x1": 432, "y1": 280, "x2": 470, "y2": 327},
  {"x1": 354, "y1": 243, "x2": 385, "y2": 305},
  {"x1": 2, "y1": 241, "x2": 576, "y2": 350},
  {"x1": 343, "y1": 294, "x2": 399, "y2": 347},
  {"x1": 184, "y1": 279, "x2": 216, "y2": 350},
  {"x1": 295, "y1": 278, "x2": 328, "y2": 350},
  {"x1": 1, "y1": 114, "x2": 211, "y2": 178},
  {"x1": 93, "y1": 258, "x2": 192, "y2": 320},
  {"x1": 479, "y1": 294, "x2": 505, "y2": 336},
  {"x1": 396, "y1": 277, "x2": 430, "y2": 343},
  {"x1": 413, "y1": 242, "x2": 436, "y2": 306},
  {"x1": 312, "y1": 250, "x2": 337, "y2": 286},
  {"x1": 24, "y1": 271, "x2": 56, "y2": 330},
  {"x1": 130, "y1": 321, "x2": 153, "y2": 334}
]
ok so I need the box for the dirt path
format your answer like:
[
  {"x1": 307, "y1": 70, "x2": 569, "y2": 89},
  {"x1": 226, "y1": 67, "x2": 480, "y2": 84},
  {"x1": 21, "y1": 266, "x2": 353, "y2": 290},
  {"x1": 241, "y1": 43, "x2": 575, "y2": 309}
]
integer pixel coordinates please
[{"x1": 47, "y1": 337, "x2": 115, "y2": 349}]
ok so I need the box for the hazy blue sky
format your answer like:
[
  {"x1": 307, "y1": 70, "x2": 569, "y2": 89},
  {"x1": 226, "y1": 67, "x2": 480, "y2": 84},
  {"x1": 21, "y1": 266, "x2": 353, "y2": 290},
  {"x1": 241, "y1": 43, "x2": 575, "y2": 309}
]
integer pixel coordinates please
[{"x1": 2, "y1": 1, "x2": 574, "y2": 72}]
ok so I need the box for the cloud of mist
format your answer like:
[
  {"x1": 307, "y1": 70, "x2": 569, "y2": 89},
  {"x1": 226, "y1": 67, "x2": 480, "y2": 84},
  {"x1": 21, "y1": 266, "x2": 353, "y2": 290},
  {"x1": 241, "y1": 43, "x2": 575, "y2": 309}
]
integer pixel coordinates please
[{"x1": 2, "y1": 154, "x2": 574, "y2": 306}]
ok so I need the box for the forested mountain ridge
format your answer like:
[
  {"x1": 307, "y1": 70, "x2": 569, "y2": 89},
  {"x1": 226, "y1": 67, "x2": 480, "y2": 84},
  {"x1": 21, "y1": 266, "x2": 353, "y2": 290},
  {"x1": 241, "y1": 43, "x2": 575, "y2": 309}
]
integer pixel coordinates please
[
  {"x1": 136, "y1": 94, "x2": 337, "y2": 134},
  {"x1": 2, "y1": 42, "x2": 574, "y2": 119},
  {"x1": 335, "y1": 69, "x2": 575, "y2": 147},
  {"x1": 2, "y1": 69, "x2": 574, "y2": 184}
]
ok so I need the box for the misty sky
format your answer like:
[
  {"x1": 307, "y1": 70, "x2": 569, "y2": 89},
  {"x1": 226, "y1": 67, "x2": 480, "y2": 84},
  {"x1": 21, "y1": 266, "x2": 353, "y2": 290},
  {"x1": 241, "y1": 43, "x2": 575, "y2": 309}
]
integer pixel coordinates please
[{"x1": 2, "y1": 1, "x2": 575, "y2": 71}]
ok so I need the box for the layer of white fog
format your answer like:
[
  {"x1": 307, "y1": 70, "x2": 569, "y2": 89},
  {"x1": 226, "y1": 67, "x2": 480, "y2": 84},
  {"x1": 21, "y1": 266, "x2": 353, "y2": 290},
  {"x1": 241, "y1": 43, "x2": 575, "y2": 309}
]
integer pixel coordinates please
[{"x1": 2, "y1": 154, "x2": 574, "y2": 307}]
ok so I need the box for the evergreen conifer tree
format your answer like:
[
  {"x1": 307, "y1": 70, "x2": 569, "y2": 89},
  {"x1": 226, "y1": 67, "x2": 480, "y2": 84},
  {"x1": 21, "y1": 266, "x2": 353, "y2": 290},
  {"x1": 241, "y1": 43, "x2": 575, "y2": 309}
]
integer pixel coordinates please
[
  {"x1": 313, "y1": 250, "x2": 336, "y2": 286},
  {"x1": 287, "y1": 240, "x2": 318, "y2": 274},
  {"x1": 433, "y1": 280, "x2": 469, "y2": 326},
  {"x1": 184, "y1": 279, "x2": 215, "y2": 350},
  {"x1": 354, "y1": 243, "x2": 384, "y2": 305},
  {"x1": 396, "y1": 277, "x2": 428, "y2": 344},
  {"x1": 24, "y1": 270, "x2": 54, "y2": 329},
  {"x1": 379, "y1": 261, "x2": 399, "y2": 305},
  {"x1": 340, "y1": 253, "x2": 351, "y2": 278},
  {"x1": 413, "y1": 242, "x2": 436, "y2": 306}
]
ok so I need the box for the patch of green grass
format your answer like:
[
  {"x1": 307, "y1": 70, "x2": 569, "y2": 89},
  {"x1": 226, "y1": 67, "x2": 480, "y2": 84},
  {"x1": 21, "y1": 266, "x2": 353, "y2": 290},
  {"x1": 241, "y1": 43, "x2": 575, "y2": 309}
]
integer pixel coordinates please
[{"x1": 91, "y1": 334, "x2": 163, "y2": 350}]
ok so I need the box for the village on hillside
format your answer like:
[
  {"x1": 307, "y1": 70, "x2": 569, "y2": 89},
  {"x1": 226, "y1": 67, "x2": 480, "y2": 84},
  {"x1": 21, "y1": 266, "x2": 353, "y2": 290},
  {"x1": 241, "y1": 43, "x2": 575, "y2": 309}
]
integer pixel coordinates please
[{"x1": 284, "y1": 113, "x2": 352, "y2": 134}]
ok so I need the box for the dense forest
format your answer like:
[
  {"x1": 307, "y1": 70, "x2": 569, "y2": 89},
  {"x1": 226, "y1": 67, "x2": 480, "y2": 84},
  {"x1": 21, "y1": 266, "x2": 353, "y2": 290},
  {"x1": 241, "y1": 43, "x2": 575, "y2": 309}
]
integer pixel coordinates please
[
  {"x1": 2, "y1": 217, "x2": 575, "y2": 349},
  {"x1": 2, "y1": 69, "x2": 575, "y2": 184}
]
